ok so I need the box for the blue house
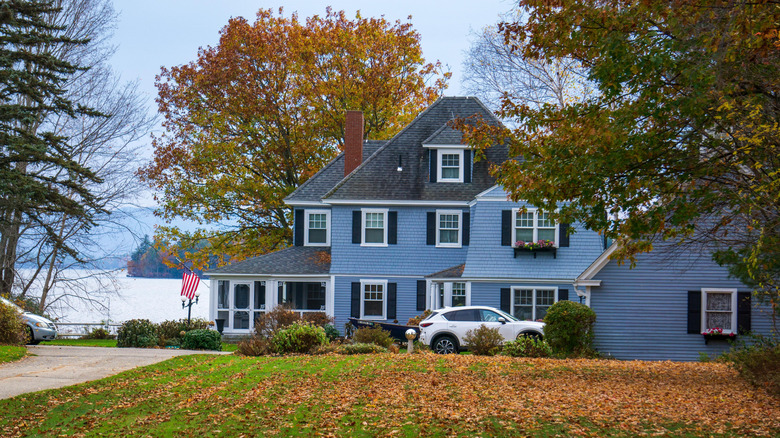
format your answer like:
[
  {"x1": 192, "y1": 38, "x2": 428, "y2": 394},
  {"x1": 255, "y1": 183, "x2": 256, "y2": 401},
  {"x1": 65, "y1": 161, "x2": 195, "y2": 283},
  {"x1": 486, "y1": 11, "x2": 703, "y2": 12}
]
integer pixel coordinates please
[{"x1": 206, "y1": 96, "x2": 775, "y2": 360}]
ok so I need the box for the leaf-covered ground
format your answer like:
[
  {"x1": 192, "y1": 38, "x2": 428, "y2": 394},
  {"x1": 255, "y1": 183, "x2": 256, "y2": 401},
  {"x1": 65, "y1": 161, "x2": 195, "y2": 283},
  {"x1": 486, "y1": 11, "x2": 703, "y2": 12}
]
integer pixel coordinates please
[
  {"x1": 0, "y1": 354, "x2": 777, "y2": 437},
  {"x1": 0, "y1": 346, "x2": 26, "y2": 364}
]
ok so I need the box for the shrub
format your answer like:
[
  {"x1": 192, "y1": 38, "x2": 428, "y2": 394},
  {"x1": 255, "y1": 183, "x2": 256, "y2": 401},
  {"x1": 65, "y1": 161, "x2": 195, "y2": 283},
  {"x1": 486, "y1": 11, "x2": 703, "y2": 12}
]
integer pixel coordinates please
[
  {"x1": 253, "y1": 306, "x2": 303, "y2": 338},
  {"x1": 719, "y1": 334, "x2": 780, "y2": 397},
  {"x1": 322, "y1": 324, "x2": 340, "y2": 341},
  {"x1": 237, "y1": 336, "x2": 273, "y2": 356},
  {"x1": 181, "y1": 329, "x2": 222, "y2": 351},
  {"x1": 81, "y1": 327, "x2": 114, "y2": 340},
  {"x1": 352, "y1": 326, "x2": 395, "y2": 348},
  {"x1": 407, "y1": 309, "x2": 432, "y2": 326},
  {"x1": 271, "y1": 322, "x2": 328, "y2": 354},
  {"x1": 502, "y1": 336, "x2": 553, "y2": 358},
  {"x1": 543, "y1": 301, "x2": 597, "y2": 357},
  {"x1": 116, "y1": 319, "x2": 158, "y2": 348},
  {"x1": 157, "y1": 318, "x2": 209, "y2": 346},
  {"x1": 0, "y1": 300, "x2": 25, "y2": 345},
  {"x1": 302, "y1": 312, "x2": 335, "y2": 327},
  {"x1": 338, "y1": 342, "x2": 387, "y2": 355},
  {"x1": 463, "y1": 324, "x2": 503, "y2": 356}
]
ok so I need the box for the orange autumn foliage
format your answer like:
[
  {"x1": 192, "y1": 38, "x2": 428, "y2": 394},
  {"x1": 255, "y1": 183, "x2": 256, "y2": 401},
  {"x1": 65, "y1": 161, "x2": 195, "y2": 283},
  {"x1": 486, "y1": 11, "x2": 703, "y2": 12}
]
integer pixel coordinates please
[{"x1": 139, "y1": 8, "x2": 449, "y2": 269}]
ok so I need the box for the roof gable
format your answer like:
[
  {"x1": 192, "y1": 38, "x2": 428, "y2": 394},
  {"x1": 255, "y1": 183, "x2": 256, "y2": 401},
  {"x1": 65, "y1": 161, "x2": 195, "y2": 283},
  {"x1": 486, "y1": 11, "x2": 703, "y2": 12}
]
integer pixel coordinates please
[{"x1": 324, "y1": 97, "x2": 508, "y2": 202}]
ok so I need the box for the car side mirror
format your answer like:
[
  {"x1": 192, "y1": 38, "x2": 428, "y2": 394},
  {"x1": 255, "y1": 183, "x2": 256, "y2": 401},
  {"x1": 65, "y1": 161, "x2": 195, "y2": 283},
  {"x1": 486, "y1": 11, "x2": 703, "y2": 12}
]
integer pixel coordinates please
[{"x1": 498, "y1": 317, "x2": 506, "y2": 324}]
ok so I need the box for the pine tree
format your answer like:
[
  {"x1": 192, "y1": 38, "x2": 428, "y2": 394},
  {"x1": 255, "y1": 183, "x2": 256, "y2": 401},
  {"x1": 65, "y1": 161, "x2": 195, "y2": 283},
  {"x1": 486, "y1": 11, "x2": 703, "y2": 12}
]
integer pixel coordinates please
[{"x1": 0, "y1": 0, "x2": 102, "y2": 296}]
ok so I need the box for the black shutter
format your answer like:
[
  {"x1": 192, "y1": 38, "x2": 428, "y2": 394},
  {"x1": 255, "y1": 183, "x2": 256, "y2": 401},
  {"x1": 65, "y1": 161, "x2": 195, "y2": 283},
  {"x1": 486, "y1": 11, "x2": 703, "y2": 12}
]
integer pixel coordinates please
[
  {"x1": 278, "y1": 282, "x2": 284, "y2": 306},
  {"x1": 416, "y1": 280, "x2": 427, "y2": 311},
  {"x1": 294, "y1": 209, "x2": 304, "y2": 246},
  {"x1": 737, "y1": 292, "x2": 752, "y2": 334},
  {"x1": 464, "y1": 150, "x2": 472, "y2": 183},
  {"x1": 387, "y1": 283, "x2": 397, "y2": 320},
  {"x1": 429, "y1": 149, "x2": 437, "y2": 182},
  {"x1": 501, "y1": 210, "x2": 512, "y2": 246},
  {"x1": 558, "y1": 289, "x2": 569, "y2": 301},
  {"x1": 687, "y1": 291, "x2": 702, "y2": 334},
  {"x1": 559, "y1": 223, "x2": 570, "y2": 247},
  {"x1": 426, "y1": 212, "x2": 436, "y2": 245},
  {"x1": 352, "y1": 211, "x2": 361, "y2": 244},
  {"x1": 388, "y1": 211, "x2": 398, "y2": 244},
  {"x1": 500, "y1": 288, "x2": 511, "y2": 313},
  {"x1": 351, "y1": 282, "x2": 361, "y2": 318},
  {"x1": 462, "y1": 212, "x2": 470, "y2": 246}
]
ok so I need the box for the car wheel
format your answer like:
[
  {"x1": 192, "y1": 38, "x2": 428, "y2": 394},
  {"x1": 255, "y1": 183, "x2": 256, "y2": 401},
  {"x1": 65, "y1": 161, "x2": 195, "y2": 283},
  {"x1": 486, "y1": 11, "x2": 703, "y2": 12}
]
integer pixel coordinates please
[
  {"x1": 25, "y1": 326, "x2": 40, "y2": 345},
  {"x1": 432, "y1": 335, "x2": 458, "y2": 354},
  {"x1": 517, "y1": 332, "x2": 542, "y2": 341}
]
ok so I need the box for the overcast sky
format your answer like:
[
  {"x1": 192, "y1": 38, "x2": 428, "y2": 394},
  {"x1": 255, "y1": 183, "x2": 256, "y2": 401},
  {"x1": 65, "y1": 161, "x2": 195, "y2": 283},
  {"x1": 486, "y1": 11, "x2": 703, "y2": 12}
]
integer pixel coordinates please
[{"x1": 112, "y1": 0, "x2": 514, "y2": 111}]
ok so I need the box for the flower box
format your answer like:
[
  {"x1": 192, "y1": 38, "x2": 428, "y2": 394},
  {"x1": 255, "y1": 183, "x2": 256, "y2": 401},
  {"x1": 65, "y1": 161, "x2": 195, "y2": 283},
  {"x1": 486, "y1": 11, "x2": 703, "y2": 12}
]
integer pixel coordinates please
[
  {"x1": 702, "y1": 327, "x2": 737, "y2": 344},
  {"x1": 513, "y1": 246, "x2": 557, "y2": 259}
]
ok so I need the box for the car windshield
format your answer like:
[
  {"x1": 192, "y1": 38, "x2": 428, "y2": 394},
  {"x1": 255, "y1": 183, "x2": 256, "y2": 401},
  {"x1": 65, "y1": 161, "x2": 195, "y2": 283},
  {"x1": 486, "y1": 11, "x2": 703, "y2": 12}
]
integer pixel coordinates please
[
  {"x1": 421, "y1": 310, "x2": 439, "y2": 321},
  {"x1": 495, "y1": 309, "x2": 519, "y2": 322},
  {"x1": 0, "y1": 296, "x2": 23, "y2": 313}
]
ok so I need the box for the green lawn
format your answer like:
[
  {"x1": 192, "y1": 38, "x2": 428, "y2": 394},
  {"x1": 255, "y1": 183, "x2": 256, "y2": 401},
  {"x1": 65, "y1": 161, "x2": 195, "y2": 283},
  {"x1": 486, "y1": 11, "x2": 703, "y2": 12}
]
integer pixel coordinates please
[
  {"x1": 40, "y1": 338, "x2": 238, "y2": 352},
  {"x1": 0, "y1": 354, "x2": 777, "y2": 437},
  {"x1": 41, "y1": 339, "x2": 117, "y2": 347},
  {"x1": 0, "y1": 345, "x2": 26, "y2": 364}
]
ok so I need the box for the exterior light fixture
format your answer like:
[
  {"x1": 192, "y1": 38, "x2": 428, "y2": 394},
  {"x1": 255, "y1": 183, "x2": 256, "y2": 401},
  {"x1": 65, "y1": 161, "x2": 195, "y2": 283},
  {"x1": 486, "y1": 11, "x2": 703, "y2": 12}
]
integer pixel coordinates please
[{"x1": 396, "y1": 155, "x2": 403, "y2": 172}]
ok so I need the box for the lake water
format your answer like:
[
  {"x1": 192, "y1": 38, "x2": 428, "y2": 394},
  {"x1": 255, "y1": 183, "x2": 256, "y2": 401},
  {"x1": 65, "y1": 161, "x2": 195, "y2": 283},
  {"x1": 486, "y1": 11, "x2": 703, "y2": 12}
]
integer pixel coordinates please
[{"x1": 34, "y1": 270, "x2": 211, "y2": 325}]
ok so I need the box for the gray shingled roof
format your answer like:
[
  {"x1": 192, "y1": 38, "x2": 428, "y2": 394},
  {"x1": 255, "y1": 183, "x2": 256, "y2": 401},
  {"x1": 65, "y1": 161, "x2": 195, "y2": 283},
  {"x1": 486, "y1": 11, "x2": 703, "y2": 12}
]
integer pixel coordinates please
[
  {"x1": 422, "y1": 123, "x2": 464, "y2": 145},
  {"x1": 285, "y1": 141, "x2": 385, "y2": 204},
  {"x1": 324, "y1": 97, "x2": 507, "y2": 202},
  {"x1": 207, "y1": 247, "x2": 330, "y2": 275},
  {"x1": 426, "y1": 264, "x2": 465, "y2": 279}
]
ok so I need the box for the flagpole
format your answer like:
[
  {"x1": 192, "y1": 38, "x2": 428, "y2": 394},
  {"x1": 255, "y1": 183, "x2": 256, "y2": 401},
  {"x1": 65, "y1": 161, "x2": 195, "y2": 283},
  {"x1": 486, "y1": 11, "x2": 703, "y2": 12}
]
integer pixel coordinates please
[{"x1": 178, "y1": 261, "x2": 200, "y2": 327}]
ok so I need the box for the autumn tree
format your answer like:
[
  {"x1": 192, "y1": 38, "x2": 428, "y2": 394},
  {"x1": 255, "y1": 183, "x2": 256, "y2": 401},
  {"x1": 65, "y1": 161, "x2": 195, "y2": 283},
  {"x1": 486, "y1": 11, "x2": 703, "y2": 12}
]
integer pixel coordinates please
[
  {"x1": 141, "y1": 8, "x2": 449, "y2": 269},
  {"x1": 462, "y1": 1, "x2": 780, "y2": 312},
  {"x1": 462, "y1": 9, "x2": 594, "y2": 111},
  {"x1": 0, "y1": 0, "x2": 103, "y2": 298}
]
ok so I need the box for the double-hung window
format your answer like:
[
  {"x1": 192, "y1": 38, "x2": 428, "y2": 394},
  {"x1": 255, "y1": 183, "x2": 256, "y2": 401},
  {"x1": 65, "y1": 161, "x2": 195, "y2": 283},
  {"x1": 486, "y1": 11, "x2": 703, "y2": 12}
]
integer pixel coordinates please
[
  {"x1": 438, "y1": 149, "x2": 464, "y2": 183},
  {"x1": 701, "y1": 288, "x2": 737, "y2": 334},
  {"x1": 435, "y1": 282, "x2": 470, "y2": 308},
  {"x1": 513, "y1": 208, "x2": 558, "y2": 246},
  {"x1": 305, "y1": 210, "x2": 330, "y2": 246},
  {"x1": 436, "y1": 210, "x2": 461, "y2": 247},
  {"x1": 511, "y1": 287, "x2": 557, "y2": 321},
  {"x1": 362, "y1": 209, "x2": 387, "y2": 246},
  {"x1": 361, "y1": 280, "x2": 387, "y2": 319}
]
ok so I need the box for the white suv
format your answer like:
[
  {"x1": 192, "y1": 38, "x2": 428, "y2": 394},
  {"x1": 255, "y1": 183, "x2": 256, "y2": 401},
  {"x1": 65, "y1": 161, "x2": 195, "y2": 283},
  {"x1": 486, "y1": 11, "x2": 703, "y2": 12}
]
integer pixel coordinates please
[{"x1": 418, "y1": 306, "x2": 545, "y2": 354}]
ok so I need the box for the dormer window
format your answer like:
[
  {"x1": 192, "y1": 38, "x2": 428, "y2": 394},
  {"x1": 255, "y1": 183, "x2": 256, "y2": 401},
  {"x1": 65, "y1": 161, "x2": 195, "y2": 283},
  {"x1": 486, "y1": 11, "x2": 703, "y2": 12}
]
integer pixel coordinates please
[
  {"x1": 513, "y1": 208, "x2": 558, "y2": 246},
  {"x1": 438, "y1": 149, "x2": 464, "y2": 182}
]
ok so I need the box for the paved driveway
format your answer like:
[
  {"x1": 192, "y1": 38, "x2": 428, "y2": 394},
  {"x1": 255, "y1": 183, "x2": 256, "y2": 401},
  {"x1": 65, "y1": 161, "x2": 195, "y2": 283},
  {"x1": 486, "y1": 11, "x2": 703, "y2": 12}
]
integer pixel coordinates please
[{"x1": 0, "y1": 345, "x2": 228, "y2": 400}]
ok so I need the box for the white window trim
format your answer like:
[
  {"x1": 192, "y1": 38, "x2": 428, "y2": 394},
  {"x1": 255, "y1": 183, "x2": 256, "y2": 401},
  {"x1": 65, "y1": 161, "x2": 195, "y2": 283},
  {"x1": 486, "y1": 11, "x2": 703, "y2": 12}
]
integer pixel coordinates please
[
  {"x1": 436, "y1": 209, "x2": 462, "y2": 248},
  {"x1": 361, "y1": 208, "x2": 388, "y2": 247},
  {"x1": 701, "y1": 288, "x2": 738, "y2": 335},
  {"x1": 510, "y1": 286, "x2": 559, "y2": 321},
  {"x1": 304, "y1": 209, "x2": 330, "y2": 247},
  {"x1": 360, "y1": 279, "x2": 388, "y2": 320},
  {"x1": 437, "y1": 148, "x2": 464, "y2": 183},
  {"x1": 433, "y1": 281, "x2": 471, "y2": 309},
  {"x1": 512, "y1": 208, "x2": 559, "y2": 247}
]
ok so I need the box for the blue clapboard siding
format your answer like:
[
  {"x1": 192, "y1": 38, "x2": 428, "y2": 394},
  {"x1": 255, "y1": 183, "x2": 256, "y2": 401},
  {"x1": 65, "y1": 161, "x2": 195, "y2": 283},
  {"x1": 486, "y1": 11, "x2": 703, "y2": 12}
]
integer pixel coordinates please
[
  {"x1": 333, "y1": 275, "x2": 424, "y2": 334},
  {"x1": 591, "y1": 243, "x2": 775, "y2": 361},
  {"x1": 470, "y1": 282, "x2": 577, "y2": 309},
  {"x1": 462, "y1": 189, "x2": 605, "y2": 279},
  {"x1": 330, "y1": 206, "x2": 469, "y2": 275}
]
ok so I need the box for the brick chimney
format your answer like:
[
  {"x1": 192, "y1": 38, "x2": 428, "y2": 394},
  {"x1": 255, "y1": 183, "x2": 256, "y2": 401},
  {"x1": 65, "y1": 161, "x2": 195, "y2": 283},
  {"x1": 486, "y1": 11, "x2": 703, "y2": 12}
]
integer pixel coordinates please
[{"x1": 344, "y1": 110, "x2": 364, "y2": 177}]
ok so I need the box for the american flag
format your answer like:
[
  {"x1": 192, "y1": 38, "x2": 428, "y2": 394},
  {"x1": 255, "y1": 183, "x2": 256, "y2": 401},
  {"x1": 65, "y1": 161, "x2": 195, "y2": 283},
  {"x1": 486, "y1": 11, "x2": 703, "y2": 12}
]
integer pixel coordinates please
[{"x1": 180, "y1": 271, "x2": 199, "y2": 300}]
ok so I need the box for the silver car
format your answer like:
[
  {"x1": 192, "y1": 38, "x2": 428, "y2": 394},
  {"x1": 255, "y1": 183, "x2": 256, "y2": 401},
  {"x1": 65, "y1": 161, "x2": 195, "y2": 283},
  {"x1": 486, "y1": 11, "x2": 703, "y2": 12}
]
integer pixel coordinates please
[
  {"x1": 0, "y1": 297, "x2": 57, "y2": 344},
  {"x1": 418, "y1": 306, "x2": 545, "y2": 354}
]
